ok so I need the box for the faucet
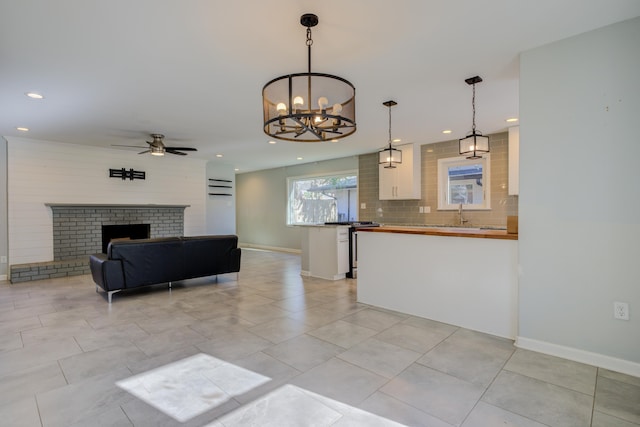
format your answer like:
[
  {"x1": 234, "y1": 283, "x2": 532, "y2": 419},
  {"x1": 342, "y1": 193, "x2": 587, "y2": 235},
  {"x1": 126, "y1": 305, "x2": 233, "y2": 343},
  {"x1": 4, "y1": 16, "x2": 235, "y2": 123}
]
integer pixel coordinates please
[{"x1": 458, "y1": 203, "x2": 469, "y2": 226}]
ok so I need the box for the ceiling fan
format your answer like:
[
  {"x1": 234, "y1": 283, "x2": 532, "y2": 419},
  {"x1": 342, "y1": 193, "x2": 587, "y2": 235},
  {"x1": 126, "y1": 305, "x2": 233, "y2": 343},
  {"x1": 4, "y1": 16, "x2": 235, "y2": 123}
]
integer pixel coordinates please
[{"x1": 113, "y1": 133, "x2": 197, "y2": 156}]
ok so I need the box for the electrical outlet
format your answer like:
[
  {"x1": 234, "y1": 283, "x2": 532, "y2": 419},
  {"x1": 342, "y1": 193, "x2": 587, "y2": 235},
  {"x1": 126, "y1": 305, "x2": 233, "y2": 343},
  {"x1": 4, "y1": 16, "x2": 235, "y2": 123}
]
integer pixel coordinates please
[
  {"x1": 614, "y1": 302, "x2": 629, "y2": 320},
  {"x1": 424, "y1": 206, "x2": 431, "y2": 213},
  {"x1": 0, "y1": 256, "x2": 6, "y2": 263},
  {"x1": 360, "y1": 203, "x2": 366, "y2": 210},
  {"x1": 419, "y1": 206, "x2": 424, "y2": 213}
]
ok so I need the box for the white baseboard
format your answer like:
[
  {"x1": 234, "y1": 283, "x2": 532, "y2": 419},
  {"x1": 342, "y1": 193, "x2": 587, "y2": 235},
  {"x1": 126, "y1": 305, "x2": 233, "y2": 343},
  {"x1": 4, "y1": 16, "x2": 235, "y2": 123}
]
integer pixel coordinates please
[
  {"x1": 239, "y1": 243, "x2": 301, "y2": 254},
  {"x1": 516, "y1": 336, "x2": 640, "y2": 378},
  {"x1": 0, "y1": 274, "x2": 7, "y2": 281}
]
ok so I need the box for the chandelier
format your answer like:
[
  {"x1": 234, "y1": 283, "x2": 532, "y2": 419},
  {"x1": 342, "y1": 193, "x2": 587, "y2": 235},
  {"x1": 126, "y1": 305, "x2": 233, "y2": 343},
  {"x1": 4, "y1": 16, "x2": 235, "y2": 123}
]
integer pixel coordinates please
[
  {"x1": 262, "y1": 14, "x2": 356, "y2": 142},
  {"x1": 459, "y1": 76, "x2": 490, "y2": 159},
  {"x1": 378, "y1": 100, "x2": 402, "y2": 168}
]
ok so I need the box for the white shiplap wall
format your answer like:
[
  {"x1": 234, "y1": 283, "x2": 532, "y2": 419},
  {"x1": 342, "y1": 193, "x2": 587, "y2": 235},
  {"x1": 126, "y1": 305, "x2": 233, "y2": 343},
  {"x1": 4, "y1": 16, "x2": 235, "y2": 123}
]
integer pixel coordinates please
[{"x1": 7, "y1": 137, "x2": 208, "y2": 265}]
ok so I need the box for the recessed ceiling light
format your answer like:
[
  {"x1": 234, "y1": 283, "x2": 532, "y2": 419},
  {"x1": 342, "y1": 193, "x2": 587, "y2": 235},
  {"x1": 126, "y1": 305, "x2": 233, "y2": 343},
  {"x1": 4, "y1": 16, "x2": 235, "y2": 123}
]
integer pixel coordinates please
[
  {"x1": 297, "y1": 157, "x2": 303, "y2": 160},
  {"x1": 331, "y1": 139, "x2": 338, "y2": 143},
  {"x1": 234, "y1": 168, "x2": 239, "y2": 171},
  {"x1": 25, "y1": 92, "x2": 44, "y2": 99},
  {"x1": 216, "y1": 154, "x2": 223, "y2": 158},
  {"x1": 268, "y1": 140, "x2": 277, "y2": 144},
  {"x1": 16, "y1": 127, "x2": 29, "y2": 132},
  {"x1": 506, "y1": 117, "x2": 519, "y2": 123},
  {"x1": 442, "y1": 130, "x2": 452, "y2": 134},
  {"x1": 392, "y1": 138, "x2": 401, "y2": 143}
]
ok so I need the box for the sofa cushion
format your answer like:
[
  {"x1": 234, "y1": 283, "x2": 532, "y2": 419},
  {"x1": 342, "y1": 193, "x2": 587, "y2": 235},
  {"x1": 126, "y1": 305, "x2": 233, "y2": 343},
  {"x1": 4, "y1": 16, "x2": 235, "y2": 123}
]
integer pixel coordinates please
[
  {"x1": 181, "y1": 235, "x2": 239, "y2": 279},
  {"x1": 108, "y1": 237, "x2": 184, "y2": 288}
]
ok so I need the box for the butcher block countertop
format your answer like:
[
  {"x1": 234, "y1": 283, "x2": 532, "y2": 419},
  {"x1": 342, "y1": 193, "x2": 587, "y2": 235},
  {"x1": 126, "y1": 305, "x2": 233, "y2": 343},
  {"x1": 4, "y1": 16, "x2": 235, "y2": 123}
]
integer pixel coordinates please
[{"x1": 357, "y1": 225, "x2": 518, "y2": 240}]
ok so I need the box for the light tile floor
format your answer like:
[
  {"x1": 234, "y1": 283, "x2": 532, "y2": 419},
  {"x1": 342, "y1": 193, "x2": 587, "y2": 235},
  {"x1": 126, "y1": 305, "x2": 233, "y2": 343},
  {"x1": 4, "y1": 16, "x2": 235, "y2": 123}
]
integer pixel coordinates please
[{"x1": 0, "y1": 248, "x2": 638, "y2": 426}]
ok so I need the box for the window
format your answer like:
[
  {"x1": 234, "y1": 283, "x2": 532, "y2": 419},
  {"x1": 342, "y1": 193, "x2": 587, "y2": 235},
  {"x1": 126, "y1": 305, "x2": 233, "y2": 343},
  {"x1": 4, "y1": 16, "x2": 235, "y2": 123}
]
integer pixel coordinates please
[
  {"x1": 437, "y1": 155, "x2": 491, "y2": 210},
  {"x1": 286, "y1": 171, "x2": 358, "y2": 225}
]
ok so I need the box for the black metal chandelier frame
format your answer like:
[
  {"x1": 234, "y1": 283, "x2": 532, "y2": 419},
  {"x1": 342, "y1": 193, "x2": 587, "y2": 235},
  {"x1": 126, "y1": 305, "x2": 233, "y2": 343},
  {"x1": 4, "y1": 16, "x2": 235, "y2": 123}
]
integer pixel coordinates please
[{"x1": 262, "y1": 14, "x2": 356, "y2": 142}]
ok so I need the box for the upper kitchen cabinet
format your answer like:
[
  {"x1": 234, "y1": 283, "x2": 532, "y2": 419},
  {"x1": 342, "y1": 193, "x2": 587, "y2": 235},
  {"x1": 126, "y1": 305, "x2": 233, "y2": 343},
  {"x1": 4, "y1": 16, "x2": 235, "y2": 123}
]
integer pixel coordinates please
[
  {"x1": 379, "y1": 143, "x2": 421, "y2": 200},
  {"x1": 508, "y1": 126, "x2": 519, "y2": 196}
]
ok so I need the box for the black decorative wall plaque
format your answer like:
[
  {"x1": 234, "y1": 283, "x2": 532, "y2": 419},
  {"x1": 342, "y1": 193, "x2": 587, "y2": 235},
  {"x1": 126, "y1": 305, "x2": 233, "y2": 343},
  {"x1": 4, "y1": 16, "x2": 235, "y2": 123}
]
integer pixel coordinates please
[{"x1": 109, "y1": 168, "x2": 146, "y2": 181}]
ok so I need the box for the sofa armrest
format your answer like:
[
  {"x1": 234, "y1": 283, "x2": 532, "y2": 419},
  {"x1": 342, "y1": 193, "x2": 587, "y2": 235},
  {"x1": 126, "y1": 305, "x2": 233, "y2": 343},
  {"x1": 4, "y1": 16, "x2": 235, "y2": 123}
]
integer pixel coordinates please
[
  {"x1": 229, "y1": 248, "x2": 241, "y2": 273},
  {"x1": 90, "y1": 253, "x2": 125, "y2": 292}
]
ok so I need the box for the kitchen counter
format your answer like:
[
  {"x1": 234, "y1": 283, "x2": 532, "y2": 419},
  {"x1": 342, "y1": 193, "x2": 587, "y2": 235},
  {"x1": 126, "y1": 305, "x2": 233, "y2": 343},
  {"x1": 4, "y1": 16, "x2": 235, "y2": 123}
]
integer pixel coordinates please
[
  {"x1": 357, "y1": 228, "x2": 518, "y2": 338},
  {"x1": 358, "y1": 225, "x2": 517, "y2": 240}
]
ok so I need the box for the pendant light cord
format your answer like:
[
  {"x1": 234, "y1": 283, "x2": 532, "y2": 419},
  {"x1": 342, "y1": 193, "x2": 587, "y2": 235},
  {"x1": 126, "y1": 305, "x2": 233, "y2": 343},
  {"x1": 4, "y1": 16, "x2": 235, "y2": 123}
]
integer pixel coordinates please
[
  {"x1": 471, "y1": 83, "x2": 476, "y2": 133},
  {"x1": 388, "y1": 104, "x2": 392, "y2": 146}
]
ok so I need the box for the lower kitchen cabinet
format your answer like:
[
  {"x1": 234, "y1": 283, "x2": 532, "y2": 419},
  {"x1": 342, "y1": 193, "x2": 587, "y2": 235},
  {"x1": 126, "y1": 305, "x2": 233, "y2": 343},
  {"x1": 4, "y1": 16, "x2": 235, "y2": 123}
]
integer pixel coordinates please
[{"x1": 300, "y1": 225, "x2": 350, "y2": 280}]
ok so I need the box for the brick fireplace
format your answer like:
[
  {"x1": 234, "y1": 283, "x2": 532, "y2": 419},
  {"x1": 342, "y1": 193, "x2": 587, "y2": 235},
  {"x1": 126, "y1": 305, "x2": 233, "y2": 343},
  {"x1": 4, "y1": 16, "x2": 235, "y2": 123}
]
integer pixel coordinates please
[{"x1": 10, "y1": 204, "x2": 188, "y2": 283}]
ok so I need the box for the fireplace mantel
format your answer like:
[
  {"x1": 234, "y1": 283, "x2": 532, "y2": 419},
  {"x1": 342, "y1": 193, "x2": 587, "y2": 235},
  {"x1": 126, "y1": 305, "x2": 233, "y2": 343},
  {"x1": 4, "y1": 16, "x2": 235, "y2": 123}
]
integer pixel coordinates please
[{"x1": 45, "y1": 203, "x2": 190, "y2": 208}]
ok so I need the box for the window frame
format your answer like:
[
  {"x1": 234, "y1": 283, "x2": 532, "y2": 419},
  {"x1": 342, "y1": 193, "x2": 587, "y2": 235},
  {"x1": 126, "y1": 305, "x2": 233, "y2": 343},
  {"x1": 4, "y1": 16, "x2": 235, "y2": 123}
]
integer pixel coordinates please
[
  {"x1": 286, "y1": 170, "x2": 359, "y2": 226},
  {"x1": 437, "y1": 155, "x2": 491, "y2": 210}
]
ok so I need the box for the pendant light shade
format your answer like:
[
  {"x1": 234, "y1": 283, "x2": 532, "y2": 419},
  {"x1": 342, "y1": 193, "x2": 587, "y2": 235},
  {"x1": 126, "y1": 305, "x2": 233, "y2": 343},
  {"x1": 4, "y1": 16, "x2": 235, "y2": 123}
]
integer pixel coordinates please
[
  {"x1": 378, "y1": 100, "x2": 402, "y2": 168},
  {"x1": 459, "y1": 76, "x2": 490, "y2": 159},
  {"x1": 262, "y1": 14, "x2": 356, "y2": 142}
]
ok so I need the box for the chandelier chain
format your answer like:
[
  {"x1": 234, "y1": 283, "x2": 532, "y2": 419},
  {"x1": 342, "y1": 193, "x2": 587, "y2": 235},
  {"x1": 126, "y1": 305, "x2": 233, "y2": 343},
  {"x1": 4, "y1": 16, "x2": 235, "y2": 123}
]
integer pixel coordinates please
[{"x1": 306, "y1": 27, "x2": 313, "y2": 46}]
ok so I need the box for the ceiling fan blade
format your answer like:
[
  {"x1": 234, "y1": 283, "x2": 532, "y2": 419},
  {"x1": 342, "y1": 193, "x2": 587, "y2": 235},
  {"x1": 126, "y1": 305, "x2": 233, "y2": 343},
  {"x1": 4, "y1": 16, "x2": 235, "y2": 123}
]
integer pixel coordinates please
[
  {"x1": 165, "y1": 149, "x2": 187, "y2": 156},
  {"x1": 112, "y1": 144, "x2": 148, "y2": 148},
  {"x1": 164, "y1": 146, "x2": 197, "y2": 151}
]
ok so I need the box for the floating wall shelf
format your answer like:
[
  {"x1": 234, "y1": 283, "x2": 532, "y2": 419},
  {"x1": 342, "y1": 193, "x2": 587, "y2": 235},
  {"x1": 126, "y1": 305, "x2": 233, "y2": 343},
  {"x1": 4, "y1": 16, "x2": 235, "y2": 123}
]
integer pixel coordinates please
[{"x1": 208, "y1": 178, "x2": 233, "y2": 196}]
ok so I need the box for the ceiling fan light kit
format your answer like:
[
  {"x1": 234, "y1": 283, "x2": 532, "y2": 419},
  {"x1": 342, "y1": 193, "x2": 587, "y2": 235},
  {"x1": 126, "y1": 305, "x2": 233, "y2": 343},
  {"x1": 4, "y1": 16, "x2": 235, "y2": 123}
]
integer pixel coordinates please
[{"x1": 262, "y1": 13, "x2": 356, "y2": 142}]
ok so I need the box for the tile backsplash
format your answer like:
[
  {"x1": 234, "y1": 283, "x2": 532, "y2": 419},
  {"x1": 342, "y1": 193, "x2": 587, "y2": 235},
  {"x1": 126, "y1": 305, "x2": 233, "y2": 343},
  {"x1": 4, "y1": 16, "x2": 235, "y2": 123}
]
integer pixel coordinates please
[{"x1": 358, "y1": 132, "x2": 518, "y2": 228}]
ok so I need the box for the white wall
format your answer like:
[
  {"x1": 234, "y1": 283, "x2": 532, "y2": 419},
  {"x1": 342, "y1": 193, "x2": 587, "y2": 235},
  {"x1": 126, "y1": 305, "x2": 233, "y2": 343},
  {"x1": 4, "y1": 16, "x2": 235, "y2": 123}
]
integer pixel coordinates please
[
  {"x1": 518, "y1": 17, "x2": 640, "y2": 373},
  {"x1": 236, "y1": 156, "x2": 358, "y2": 252},
  {"x1": 7, "y1": 137, "x2": 208, "y2": 265},
  {"x1": 206, "y1": 161, "x2": 236, "y2": 235},
  {"x1": 0, "y1": 137, "x2": 7, "y2": 279}
]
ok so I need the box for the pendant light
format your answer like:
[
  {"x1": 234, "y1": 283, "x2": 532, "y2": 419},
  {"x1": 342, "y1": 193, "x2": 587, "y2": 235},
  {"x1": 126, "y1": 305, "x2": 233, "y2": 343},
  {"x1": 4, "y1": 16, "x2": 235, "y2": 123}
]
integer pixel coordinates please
[
  {"x1": 378, "y1": 100, "x2": 402, "y2": 168},
  {"x1": 459, "y1": 76, "x2": 489, "y2": 159},
  {"x1": 262, "y1": 14, "x2": 356, "y2": 142}
]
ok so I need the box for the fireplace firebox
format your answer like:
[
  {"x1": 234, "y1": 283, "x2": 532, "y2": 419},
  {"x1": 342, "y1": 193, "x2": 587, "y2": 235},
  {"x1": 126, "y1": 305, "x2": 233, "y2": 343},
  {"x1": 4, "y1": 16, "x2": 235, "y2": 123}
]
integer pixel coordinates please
[{"x1": 101, "y1": 224, "x2": 150, "y2": 253}]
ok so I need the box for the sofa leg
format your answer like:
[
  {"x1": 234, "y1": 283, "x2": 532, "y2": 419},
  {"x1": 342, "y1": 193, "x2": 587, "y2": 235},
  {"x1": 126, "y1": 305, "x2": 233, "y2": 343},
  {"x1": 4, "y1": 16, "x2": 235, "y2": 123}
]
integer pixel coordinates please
[
  {"x1": 96, "y1": 284, "x2": 98, "y2": 293},
  {"x1": 107, "y1": 289, "x2": 121, "y2": 304},
  {"x1": 168, "y1": 281, "x2": 172, "y2": 289}
]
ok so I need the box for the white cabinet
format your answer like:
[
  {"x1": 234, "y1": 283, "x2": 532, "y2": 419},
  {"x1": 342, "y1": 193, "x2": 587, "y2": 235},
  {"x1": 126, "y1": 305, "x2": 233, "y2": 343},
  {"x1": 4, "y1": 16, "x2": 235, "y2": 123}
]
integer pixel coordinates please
[
  {"x1": 379, "y1": 143, "x2": 421, "y2": 200},
  {"x1": 508, "y1": 126, "x2": 519, "y2": 196},
  {"x1": 302, "y1": 226, "x2": 350, "y2": 280}
]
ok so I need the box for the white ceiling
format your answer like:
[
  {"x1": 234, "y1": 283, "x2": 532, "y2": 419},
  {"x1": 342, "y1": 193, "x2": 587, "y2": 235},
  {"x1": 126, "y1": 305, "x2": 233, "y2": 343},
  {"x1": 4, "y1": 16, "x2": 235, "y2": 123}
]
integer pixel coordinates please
[{"x1": 2, "y1": 1, "x2": 639, "y2": 172}]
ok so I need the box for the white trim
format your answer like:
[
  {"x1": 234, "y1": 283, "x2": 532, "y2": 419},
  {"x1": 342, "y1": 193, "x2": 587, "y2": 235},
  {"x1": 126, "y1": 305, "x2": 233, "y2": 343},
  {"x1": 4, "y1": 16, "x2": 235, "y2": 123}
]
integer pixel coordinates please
[
  {"x1": 239, "y1": 243, "x2": 301, "y2": 254},
  {"x1": 515, "y1": 336, "x2": 640, "y2": 378}
]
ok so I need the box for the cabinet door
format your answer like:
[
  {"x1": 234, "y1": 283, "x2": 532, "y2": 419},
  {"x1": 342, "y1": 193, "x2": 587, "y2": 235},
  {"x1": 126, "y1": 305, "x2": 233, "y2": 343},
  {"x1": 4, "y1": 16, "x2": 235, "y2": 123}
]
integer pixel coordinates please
[
  {"x1": 378, "y1": 165, "x2": 398, "y2": 200},
  {"x1": 379, "y1": 144, "x2": 421, "y2": 200},
  {"x1": 395, "y1": 144, "x2": 421, "y2": 199}
]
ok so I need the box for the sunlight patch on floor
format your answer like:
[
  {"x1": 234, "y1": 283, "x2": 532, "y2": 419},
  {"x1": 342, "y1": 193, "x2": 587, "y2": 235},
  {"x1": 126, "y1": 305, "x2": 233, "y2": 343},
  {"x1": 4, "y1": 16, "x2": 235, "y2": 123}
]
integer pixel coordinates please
[{"x1": 116, "y1": 353, "x2": 271, "y2": 422}]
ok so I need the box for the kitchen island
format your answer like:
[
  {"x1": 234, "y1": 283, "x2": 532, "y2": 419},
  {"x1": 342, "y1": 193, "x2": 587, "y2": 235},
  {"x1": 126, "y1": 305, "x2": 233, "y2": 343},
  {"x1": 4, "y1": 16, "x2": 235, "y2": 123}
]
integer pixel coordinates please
[{"x1": 356, "y1": 226, "x2": 518, "y2": 338}]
